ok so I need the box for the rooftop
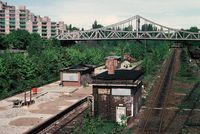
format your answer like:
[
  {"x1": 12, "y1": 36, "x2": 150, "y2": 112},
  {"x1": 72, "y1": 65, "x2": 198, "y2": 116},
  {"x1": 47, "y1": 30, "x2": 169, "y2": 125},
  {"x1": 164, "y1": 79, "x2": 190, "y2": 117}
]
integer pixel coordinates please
[
  {"x1": 105, "y1": 56, "x2": 121, "y2": 60},
  {"x1": 61, "y1": 64, "x2": 96, "y2": 72},
  {"x1": 93, "y1": 69, "x2": 142, "y2": 80}
]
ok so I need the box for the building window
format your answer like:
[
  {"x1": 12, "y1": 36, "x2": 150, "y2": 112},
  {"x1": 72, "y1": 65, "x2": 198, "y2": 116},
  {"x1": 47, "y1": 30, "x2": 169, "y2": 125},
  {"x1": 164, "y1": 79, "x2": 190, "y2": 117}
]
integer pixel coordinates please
[
  {"x1": 9, "y1": 14, "x2": 15, "y2": 17},
  {"x1": 20, "y1": 14, "x2": 26, "y2": 17},
  {"x1": 0, "y1": 10, "x2": 5, "y2": 13},
  {"x1": 98, "y1": 88, "x2": 110, "y2": 95},
  {"x1": 112, "y1": 88, "x2": 131, "y2": 96},
  {"x1": 62, "y1": 73, "x2": 79, "y2": 82},
  {"x1": 9, "y1": 10, "x2": 15, "y2": 13}
]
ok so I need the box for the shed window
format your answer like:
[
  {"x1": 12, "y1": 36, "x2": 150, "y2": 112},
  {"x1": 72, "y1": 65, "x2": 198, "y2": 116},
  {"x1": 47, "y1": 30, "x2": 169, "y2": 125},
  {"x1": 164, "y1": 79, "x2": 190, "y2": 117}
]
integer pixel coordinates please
[
  {"x1": 112, "y1": 88, "x2": 131, "y2": 96},
  {"x1": 63, "y1": 73, "x2": 78, "y2": 81}
]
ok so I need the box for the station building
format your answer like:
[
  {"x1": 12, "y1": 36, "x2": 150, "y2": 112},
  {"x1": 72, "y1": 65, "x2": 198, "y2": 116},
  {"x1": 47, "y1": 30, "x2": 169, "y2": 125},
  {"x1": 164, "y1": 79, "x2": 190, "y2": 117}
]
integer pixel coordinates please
[
  {"x1": 92, "y1": 56, "x2": 143, "y2": 123},
  {"x1": 60, "y1": 64, "x2": 95, "y2": 87}
]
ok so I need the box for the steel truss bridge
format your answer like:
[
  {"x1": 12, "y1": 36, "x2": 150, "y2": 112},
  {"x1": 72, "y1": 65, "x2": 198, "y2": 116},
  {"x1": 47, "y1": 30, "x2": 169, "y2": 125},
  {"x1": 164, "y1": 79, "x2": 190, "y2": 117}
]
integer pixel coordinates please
[{"x1": 57, "y1": 15, "x2": 200, "y2": 41}]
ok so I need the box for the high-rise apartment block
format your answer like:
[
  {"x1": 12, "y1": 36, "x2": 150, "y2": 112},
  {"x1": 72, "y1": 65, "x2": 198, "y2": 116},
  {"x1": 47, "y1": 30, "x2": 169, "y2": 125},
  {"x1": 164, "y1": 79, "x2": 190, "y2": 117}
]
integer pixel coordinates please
[{"x1": 0, "y1": 1, "x2": 66, "y2": 38}]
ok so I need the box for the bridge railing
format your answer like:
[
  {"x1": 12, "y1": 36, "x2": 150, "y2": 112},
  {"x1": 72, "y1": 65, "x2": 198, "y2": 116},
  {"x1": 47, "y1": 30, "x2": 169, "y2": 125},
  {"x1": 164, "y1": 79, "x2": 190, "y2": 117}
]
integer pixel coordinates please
[{"x1": 57, "y1": 15, "x2": 200, "y2": 41}]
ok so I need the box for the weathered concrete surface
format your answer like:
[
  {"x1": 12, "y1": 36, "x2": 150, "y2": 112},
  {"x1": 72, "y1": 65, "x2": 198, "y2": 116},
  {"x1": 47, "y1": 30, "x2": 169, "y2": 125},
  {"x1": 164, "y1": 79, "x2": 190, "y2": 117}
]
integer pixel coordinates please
[{"x1": 0, "y1": 81, "x2": 92, "y2": 134}]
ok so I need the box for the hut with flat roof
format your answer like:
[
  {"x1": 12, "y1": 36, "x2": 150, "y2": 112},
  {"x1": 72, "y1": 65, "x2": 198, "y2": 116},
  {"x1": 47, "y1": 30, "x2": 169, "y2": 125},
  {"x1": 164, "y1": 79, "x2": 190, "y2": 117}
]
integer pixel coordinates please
[
  {"x1": 60, "y1": 64, "x2": 95, "y2": 87},
  {"x1": 92, "y1": 57, "x2": 143, "y2": 123}
]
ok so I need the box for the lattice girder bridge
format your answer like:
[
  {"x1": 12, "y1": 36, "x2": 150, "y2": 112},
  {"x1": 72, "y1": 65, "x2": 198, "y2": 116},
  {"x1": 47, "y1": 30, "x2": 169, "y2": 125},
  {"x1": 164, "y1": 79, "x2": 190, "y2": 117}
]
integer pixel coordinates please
[{"x1": 57, "y1": 15, "x2": 200, "y2": 41}]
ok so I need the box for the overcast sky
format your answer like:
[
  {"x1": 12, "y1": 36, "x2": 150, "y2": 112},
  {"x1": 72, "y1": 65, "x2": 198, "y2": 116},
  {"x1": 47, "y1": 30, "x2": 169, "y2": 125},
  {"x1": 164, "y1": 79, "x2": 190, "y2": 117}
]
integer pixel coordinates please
[{"x1": 4, "y1": 0, "x2": 200, "y2": 29}]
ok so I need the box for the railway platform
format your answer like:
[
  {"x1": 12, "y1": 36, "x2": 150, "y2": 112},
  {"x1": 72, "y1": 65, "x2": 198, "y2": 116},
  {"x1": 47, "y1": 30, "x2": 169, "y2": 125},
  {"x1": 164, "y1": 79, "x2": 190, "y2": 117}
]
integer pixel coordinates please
[{"x1": 0, "y1": 81, "x2": 92, "y2": 134}]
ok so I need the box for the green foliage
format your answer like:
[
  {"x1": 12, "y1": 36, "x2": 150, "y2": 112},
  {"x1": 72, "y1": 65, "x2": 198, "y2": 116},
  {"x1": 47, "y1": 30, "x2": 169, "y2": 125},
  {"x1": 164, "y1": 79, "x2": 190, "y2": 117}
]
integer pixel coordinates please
[
  {"x1": 0, "y1": 53, "x2": 36, "y2": 98},
  {"x1": 0, "y1": 29, "x2": 171, "y2": 100},
  {"x1": 188, "y1": 26, "x2": 199, "y2": 32},
  {"x1": 92, "y1": 20, "x2": 103, "y2": 29},
  {"x1": 178, "y1": 48, "x2": 193, "y2": 78},
  {"x1": 177, "y1": 83, "x2": 200, "y2": 110},
  {"x1": 0, "y1": 33, "x2": 63, "y2": 99},
  {"x1": 73, "y1": 116, "x2": 130, "y2": 134},
  {"x1": 141, "y1": 41, "x2": 170, "y2": 74},
  {"x1": 66, "y1": 24, "x2": 80, "y2": 31},
  {"x1": 142, "y1": 24, "x2": 157, "y2": 31},
  {"x1": 4, "y1": 29, "x2": 31, "y2": 49},
  {"x1": 124, "y1": 25, "x2": 133, "y2": 31},
  {"x1": 27, "y1": 33, "x2": 44, "y2": 55},
  {"x1": 0, "y1": 35, "x2": 7, "y2": 49}
]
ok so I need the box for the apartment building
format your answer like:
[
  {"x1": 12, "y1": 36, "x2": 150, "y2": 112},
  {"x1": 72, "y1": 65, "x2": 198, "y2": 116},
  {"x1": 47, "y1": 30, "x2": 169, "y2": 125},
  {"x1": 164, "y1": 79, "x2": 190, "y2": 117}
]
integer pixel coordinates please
[{"x1": 0, "y1": 1, "x2": 66, "y2": 38}]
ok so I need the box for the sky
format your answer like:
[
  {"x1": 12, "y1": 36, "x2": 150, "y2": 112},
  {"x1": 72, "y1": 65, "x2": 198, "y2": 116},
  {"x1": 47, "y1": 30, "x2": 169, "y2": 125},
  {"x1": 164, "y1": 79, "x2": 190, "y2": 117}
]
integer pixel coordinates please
[{"x1": 4, "y1": 0, "x2": 200, "y2": 29}]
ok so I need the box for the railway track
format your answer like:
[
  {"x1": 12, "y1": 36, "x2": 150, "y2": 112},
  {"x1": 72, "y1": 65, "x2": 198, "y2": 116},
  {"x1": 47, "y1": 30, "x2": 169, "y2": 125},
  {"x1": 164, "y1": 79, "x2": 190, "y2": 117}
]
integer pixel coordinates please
[
  {"x1": 25, "y1": 96, "x2": 93, "y2": 134},
  {"x1": 139, "y1": 48, "x2": 177, "y2": 134}
]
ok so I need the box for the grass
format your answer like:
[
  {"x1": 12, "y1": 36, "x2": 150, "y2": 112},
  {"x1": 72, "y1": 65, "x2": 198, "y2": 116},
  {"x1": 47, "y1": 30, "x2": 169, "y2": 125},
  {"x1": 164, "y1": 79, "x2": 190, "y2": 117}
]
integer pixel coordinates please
[
  {"x1": 174, "y1": 75, "x2": 200, "y2": 83},
  {"x1": 177, "y1": 83, "x2": 200, "y2": 110},
  {"x1": 175, "y1": 48, "x2": 200, "y2": 110},
  {"x1": 174, "y1": 87, "x2": 190, "y2": 94}
]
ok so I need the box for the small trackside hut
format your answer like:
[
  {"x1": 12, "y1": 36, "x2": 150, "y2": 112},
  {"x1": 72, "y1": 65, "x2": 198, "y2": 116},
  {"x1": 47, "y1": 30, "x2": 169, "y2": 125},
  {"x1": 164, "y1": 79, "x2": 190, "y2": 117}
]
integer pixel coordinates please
[
  {"x1": 92, "y1": 56, "x2": 143, "y2": 123},
  {"x1": 60, "y1": 64, "x2": 95, "y2": 87}
]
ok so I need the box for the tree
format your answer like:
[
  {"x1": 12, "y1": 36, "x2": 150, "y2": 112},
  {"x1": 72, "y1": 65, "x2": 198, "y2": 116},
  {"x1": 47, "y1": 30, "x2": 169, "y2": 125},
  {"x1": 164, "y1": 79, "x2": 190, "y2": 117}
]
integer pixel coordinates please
[
  {"x1": 0, "y1": 36, "x2": 7, "y2": 49},
  {"x1": 124, "y1": 25, "x2": 133, "y2": 31},
  {"x1": 49, "y1": 37, "x2": 61, "y2": 48},
  {"x1": 142, "y1": 24, "x2": 157, "y2": 31},
  {"x1": 66, "y1": 48, "x2": 86, "y2": 65},
  {"x1": 4, "y1": 29, "x2": 31, "y2": 49},
  {"x1": 188, "y1": 26, "x2": 199, "y2": 32},
  {"x1": 27, "y1": 33, "x2": 43, "y2": 55},
  {"x1": 66, "y1": 24, "x2": 79, "y2": 31},
  {"x1": 92, "y1": 20, "x2": 103, "y2": 29}
]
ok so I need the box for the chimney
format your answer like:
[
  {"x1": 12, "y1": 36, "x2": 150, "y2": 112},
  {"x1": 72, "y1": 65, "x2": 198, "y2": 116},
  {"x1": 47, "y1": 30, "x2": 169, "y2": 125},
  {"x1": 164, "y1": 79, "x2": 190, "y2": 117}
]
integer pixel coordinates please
[
  {"x1": 106, "y1": 58, "x2": 115, "y2": 75},
  {"x1": 105, "y1": 56, "x2": 121, "y2": 75}
]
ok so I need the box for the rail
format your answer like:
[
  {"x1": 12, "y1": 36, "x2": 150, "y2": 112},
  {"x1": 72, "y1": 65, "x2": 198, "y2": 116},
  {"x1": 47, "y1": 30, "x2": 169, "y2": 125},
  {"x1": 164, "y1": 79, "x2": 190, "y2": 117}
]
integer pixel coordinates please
[
  {"x1": 141, "y1": 48, "x2": 176, "y2": 133},
  {"x1": 25, "y1": 96, "x2": 92, "y2": 134}
]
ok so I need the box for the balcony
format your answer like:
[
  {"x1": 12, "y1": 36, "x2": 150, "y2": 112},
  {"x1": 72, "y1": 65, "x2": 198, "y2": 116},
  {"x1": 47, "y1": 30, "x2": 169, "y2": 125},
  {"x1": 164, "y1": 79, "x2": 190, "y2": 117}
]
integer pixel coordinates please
[
  {"x1": 0, "y1": 26, "x2": 5, "y2": 28},
  {"x1": 0, "y1": 30, "x2": 5, "y2": 34},
  {"x1": 33, "y1": 30, "x2": 38, "y2": 33},
  {"x1": 20, "y1": 25, "x2": 26, "y2": 29},
  {"x1": 9, "y1": 21, "x2": 15, "y2": 24},
  {"x1": 10, "y1": 27, "x2": 15, "y2": 30},
  {"x1": 20, "y1": 18, "x2": 26, "y2": 20},
  {"x1": 19, "y1": 14, "x2": 26, "y2": 18},
  {"x1": 20, "y1": 22, "x2": 26, "y2": 25},
  {"x1": 33, "y1": 28, "x2": 38, "y2": 31},
  {"x1": 9, "y1": 10, "x2": 15, "y2": 13},
  {"x1": 33, "y1": 22, "x2": 38, "y2": 26},
  {"x1": 42, "y1": 23, "x2": 47, "y2": 26},
  {"x1": 9, "y1": 23, "x2": 15, "y2": 25},
  {"x1": 0, "y1": 10, "x2": 5, "y2": 13},
  {"x1": 42, "y1": 31, "x2": 47, "y2": 34}
]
